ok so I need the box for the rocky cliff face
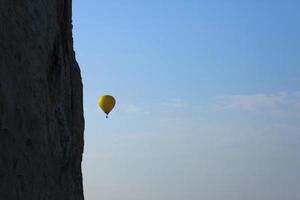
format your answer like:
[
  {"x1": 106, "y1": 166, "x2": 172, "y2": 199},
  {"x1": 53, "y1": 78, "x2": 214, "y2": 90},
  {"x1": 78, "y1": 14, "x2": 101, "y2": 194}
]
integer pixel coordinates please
[{"x1": 0, "y1": 0, "x2": 84, "y2": 199}]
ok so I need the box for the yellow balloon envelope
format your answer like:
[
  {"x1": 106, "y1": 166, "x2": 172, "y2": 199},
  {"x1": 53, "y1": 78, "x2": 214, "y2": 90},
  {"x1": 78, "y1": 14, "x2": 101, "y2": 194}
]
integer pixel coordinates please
[{"x1": 98, "y1": 95, "x2": 116, "y2": 118}]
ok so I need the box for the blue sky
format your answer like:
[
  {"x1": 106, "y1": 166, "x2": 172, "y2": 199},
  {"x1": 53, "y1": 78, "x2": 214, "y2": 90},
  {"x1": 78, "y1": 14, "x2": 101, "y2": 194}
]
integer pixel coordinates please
[{"x1": 73, "y1": 1, "x2": 300, "y2": 199}]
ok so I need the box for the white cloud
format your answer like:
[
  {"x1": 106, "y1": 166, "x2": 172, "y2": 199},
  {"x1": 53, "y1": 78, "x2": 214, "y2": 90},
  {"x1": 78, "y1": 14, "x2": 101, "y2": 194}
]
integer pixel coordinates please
[
  {"x1": 121, "y1": 104, "x2": 151, "y2": 115},
  {"x1": 123, "y1": 104, "x2": 141, "y2": 113},
  {"x1": 216, "y1": 91, "x2": 300, "y2": 117},
  {"x1": 163, "y1": 98, "x2": 187, "y2": 108}
]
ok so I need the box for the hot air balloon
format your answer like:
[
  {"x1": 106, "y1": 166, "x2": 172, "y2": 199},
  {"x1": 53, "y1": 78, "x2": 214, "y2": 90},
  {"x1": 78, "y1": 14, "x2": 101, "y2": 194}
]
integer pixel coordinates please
[{"x1": 98, "y1": 95, "x2": 116, "y2": 118}]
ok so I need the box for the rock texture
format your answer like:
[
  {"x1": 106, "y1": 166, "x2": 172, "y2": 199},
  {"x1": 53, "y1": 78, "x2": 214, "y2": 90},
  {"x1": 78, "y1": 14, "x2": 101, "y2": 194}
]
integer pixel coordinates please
[{"x1": 0, "y1": 0, "x2": 84, "y2": 199}]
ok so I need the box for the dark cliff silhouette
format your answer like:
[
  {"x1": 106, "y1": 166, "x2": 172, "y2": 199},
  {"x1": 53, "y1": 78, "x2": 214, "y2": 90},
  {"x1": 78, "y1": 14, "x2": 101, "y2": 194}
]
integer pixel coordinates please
[{"x1": 0, "y1": 1, "x2": 84, "y2": 199}]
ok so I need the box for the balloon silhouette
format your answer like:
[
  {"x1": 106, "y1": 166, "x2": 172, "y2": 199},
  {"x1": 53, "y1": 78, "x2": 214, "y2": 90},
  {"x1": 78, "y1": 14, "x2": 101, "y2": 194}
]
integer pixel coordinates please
[{"x1": 98, "y1": 95, "x2": 116, "y2": 118}]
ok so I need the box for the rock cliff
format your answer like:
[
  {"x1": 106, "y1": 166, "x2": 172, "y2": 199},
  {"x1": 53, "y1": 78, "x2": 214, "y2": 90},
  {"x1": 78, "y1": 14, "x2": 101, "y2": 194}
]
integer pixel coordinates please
[{"x1": 0, "y1": 0, "x2": 84, "y2": 199}]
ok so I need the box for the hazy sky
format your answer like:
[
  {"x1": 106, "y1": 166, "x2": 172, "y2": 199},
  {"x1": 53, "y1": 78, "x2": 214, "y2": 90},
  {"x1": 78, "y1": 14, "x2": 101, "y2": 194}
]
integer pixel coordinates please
[{"x1": 73, "y1": 1, "x2": 300, "y2": 199}]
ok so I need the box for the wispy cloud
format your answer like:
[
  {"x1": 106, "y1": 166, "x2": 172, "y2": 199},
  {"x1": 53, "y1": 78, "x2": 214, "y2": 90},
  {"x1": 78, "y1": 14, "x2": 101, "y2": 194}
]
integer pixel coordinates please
[
  {"x1": 121, "y1": 104, "x2": 150, "y2": 115},
  {"x1": 122, "y1": 104, "x2": 141, "y2": 113},
  {"x1": 163, "y1": 98, "x2": 187, "y2": 108},
  {"x1": 216, "y1": 91, "x2": 300, "y2": 117}
]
